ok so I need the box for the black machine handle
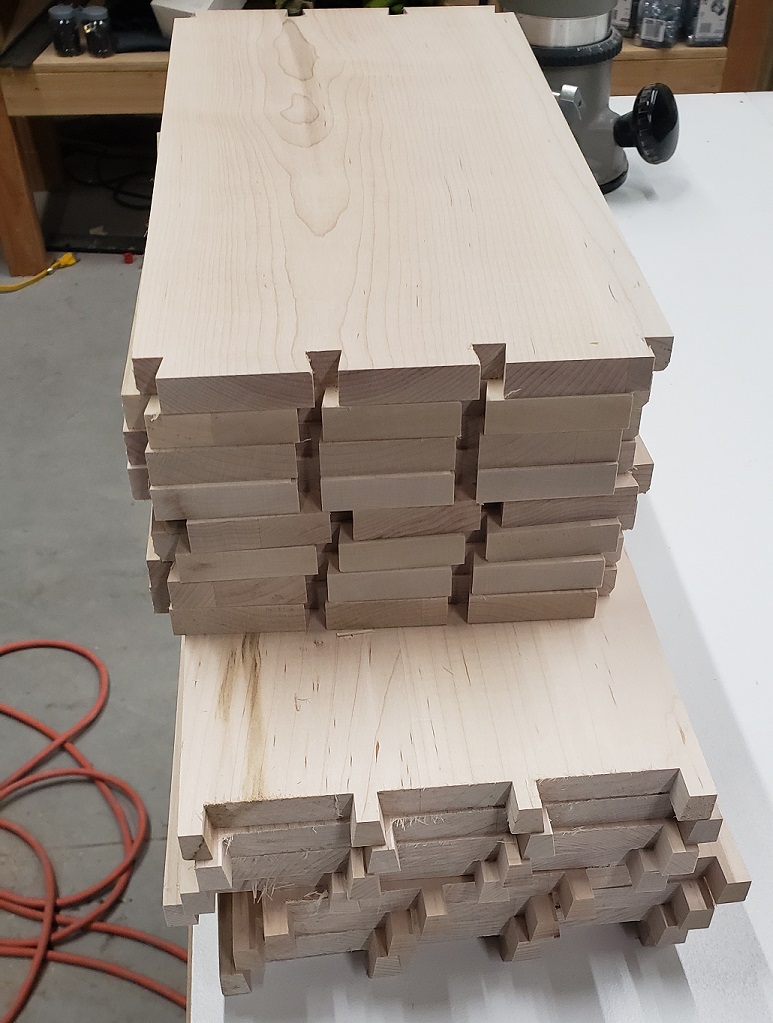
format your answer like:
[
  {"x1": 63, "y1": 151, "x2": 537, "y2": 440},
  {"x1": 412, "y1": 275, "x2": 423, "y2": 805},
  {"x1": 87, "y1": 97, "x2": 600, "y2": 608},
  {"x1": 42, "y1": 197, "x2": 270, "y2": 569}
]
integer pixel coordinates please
[{"x1": 614, "y1": 83, "x2": 679, "y2": 165}]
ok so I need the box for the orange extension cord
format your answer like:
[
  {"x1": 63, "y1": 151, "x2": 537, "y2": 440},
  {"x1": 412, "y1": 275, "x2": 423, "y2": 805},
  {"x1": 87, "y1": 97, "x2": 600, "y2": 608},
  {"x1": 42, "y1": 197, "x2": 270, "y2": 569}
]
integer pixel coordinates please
[{"x1": 0, "y1": 640, "x2": 187, "y2": 1022}]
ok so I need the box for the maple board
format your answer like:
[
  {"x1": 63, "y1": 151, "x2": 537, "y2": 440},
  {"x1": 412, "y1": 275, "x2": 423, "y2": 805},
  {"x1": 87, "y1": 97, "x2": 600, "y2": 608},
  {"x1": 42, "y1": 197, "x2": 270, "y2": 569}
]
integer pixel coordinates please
[
  {"x1": 123, "y1": 6, "x2": 675, "y2": 635},
  {"x1": 169, "y1": 555, "x2": 716, "y2": 866},
  {"x1": 162, "y1": 554, "x2": 749, "y2": 985},
  {"x1": 130, "y1": 8, "x2": 668, "y2": 411}
]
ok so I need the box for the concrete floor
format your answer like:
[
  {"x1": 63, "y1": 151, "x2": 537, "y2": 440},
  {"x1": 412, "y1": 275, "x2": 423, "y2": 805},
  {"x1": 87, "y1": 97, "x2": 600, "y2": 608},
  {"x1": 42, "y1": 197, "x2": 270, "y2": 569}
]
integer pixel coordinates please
[{"x1": 0, "y1": 253, "x2": 185, "y2": 1021}]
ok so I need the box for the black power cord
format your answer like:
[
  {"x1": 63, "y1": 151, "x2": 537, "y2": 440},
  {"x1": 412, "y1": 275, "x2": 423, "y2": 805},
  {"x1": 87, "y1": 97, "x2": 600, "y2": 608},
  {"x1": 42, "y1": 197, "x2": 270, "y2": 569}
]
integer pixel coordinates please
[{"x1": 60, "y1": 136, "x2": 155, "y2": 211}]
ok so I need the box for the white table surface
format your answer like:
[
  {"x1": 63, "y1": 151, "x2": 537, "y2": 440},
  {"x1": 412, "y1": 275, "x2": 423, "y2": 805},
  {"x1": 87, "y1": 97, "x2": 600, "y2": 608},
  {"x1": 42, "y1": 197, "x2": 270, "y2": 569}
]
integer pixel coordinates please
[{"x1": 188, "y1": 92, "x2": 773, "y2": 1023}]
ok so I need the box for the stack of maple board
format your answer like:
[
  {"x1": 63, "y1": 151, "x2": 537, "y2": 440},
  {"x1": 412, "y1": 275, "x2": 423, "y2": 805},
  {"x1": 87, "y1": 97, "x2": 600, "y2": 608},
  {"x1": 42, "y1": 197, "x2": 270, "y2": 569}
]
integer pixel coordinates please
[
  {"x1": 122, "y1": 5, "x2": 668, "y2": 635},
  {"x1": 162, "y1": 555, "x2": 749, "y2": 991}
]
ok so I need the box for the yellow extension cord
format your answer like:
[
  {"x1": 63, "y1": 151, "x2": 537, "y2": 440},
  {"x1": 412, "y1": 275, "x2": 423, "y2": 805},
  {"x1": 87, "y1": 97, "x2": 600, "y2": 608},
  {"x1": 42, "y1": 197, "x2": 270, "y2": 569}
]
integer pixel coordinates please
[{"x1": 0, "y1": 252, "x2": 77, "y2": 294}]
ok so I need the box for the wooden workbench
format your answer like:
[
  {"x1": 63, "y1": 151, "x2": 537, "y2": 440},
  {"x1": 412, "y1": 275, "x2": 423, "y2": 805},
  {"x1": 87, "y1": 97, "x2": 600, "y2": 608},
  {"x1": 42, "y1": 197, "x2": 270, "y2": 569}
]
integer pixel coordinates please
[
  {"x1": 0, "y1": 2, "x2": 766, "y2": 278},
  {"x1": 0, "y1": 47, "x2": 167, "y2": 276}
]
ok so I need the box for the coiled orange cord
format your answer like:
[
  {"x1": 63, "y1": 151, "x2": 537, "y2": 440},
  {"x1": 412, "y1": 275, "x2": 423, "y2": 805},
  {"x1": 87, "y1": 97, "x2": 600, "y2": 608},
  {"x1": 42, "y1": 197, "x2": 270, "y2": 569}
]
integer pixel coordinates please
[{"x1": 0, "y1": 640, "x2": 186, "y2": 1021}]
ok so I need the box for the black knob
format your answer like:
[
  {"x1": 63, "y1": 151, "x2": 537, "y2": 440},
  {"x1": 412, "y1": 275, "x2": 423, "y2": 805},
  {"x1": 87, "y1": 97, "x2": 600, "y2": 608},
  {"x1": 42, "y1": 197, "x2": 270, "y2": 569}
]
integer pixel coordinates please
[{"x1": 613, "y1": 83, "x2": 679, "y2": 165}]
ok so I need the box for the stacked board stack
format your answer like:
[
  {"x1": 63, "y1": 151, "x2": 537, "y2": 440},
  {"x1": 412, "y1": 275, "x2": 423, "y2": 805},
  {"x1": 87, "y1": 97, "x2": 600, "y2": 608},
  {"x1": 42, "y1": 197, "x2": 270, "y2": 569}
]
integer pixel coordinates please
[
  {"x1": 122, "y1": 6, "x2": 668, "y2": 636},
  {"x1": 163, "y1": 556, "x2": 750, "y2": 991},
  {"x1": 138, "y1": 10, "x2": 750, "y2": 991}
]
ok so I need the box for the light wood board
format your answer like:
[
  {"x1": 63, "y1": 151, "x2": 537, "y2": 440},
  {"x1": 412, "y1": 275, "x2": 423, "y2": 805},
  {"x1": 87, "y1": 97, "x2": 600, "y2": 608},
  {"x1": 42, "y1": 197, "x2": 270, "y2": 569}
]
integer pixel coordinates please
[
  {"x1": 121, "y1": 342, "x2": 149, "y2": 430},
  {"x1": 338, "y1": 525, "x2": 465, "y2": 573},
  {"x1": 171, "y1": 554, "x2": 716, "y2": 871},
  {"x1": 476, "y1": 462, "x2": 618, "y2": 504},
  {"x1": 485, "y1": 518, "x2": 621, "y2": 563},
  {"x1": 500, "y1": 474, "x2": 638, "y2": 529},
  {"x1": 167, "y1": 570, "x2": 308, "y2": 609},
  {"x1": 150, "y1": 479, "x2": 300, "y2": 520},
  {"x1": 470, "y1": 552, "x2": 606, "y2": 595},
  {"x1": 185, "y1": 498, "x2": 331, "y2": 553},
  {"x1": 484, "y1": 384, "x2": 633, "y2": 435},
  {"x1": 467, "y1": 590, "x2": 598, "y2": 624},
  {"x1": 319, "y1": 438, "x2": 456, "y2": 477},
  {"x1": 170, "y1": 604, "x2": 307, "y2": 635},
  {"x1": 321, "y1": 471, "x2": 455, "y2": 512},
  {"x1": 130, "y1": 8, "x2": 661, "y2": 412},
  {"x1": 144, "y1": 396, "x2": 301, "y2": 448},
  {"x1": 326, "y1": 562, "x2": 452, "y2": 603},
  {"x1": 174, "y1": 537, "x2": 318, "y2": 582},
  {"x1": 325, "y1": 598, "x2": 449, "y2": 631},
  {"x1": 128, "y1": 462, "x2": 149, "y2": 501},
  {"x1": 478, "y1": 431, "x2": 622, "y2": 469},
  {"x1": 352, "y1": 492, "x2": 481, "y2": 540},
  {"x1": 146, "y1": 443, "x2": 298, "y2": 485},
  {"x1": 322, "y1": 388, "x2": 462, "y2": 441}
]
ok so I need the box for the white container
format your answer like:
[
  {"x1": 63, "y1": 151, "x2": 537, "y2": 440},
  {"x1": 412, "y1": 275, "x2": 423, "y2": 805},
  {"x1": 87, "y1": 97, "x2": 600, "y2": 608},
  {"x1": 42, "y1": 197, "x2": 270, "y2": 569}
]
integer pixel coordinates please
[{"x1": 150, "y1": 0, "x2": 246, "y2": 40}]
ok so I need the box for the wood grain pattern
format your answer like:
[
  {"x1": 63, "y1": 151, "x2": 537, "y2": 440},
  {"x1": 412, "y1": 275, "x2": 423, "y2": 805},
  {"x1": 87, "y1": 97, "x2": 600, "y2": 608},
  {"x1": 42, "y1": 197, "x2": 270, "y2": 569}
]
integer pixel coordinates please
[
  {"x1": 167, "y1": 570, "x2": 308, "y2": 609},
  {"x1": 226, "y1": 822, "x2": 351, "y2": 858},
  {"x1": 389, "y1": 807, "x2": 508, "y2": 841},
  {"x1": 352, "y1": 492, "x2": 481, "y2": 540},
  {"x1": 174, "y1": 537, "x2": 318, "y2": 582},
  {"x1": 125, "y1": 9, "x2": 675, "y2": 640},
  {"x1": 171, "y1": 555, "x2": 716, "y2": 866},
  {"x1": 325, "y1": 598, "x2": 449, "y2": 631},
  {"x1": 546, "y1": 793, "x2": 675, "y2": 828},
  {"x1": 476, "y1": 463, "x2": 618, "y2": 504},
  {"x1": 1, "y1": 46, "x2": 168, "y2": 118},
  {"x1": 467, "y1": 590, "x2": 598, "y2": 623},
  {"x1": 470, "y1": 552, "x2": 606, "y2": 595},
  {"x1": 130, "y1": 8, "x2": 659, "y2": 411},
  {"x1": 144, "y1": 396, "x2": 301, "y2": 448},
  {"x1": 338, "y1": 525, "x2": 465, "y2": 573},
  {"x1": 478, "y1": 430, "x2": 622, "y2": 469},
  {"x1": 321, "y1": 471, "x2": 455, "y2": 512},
  {"x1": 326, "y1": 562, "x2": 452, "y2": 603},
  {"x1": 170, "y1": 604, "x2": 307, "y2": 635},
  {"x1": 500, "y1": 474, "x2": 638, "y2": 529},
  {"x1": 678, "y1": 805, "x2": 723, "y2": 846},
  {"x1": 485, "y1": 518, "x2": 621, "y2": 563},
  {"x1": 146, "y1": 443, "x2": 298, "y2": 485},
  {"x1": 319, "y1": 438, "x2": 456, "y2": 477},
  {"x1": 162, "y1": 662, "x2": 199, "y2": 927},
  {"x1": 322, "y1": 388, "x2": 462, "y2": 441},
  {"x1": 127, "y1": 463, "x2": 150, "y2": 502},
  {"x1": 484, "y1": 383, "x2": 633, "y2": 435},
  {"x1": 538, "y1": 771, "x2": 677, "y2": 803},
  {"x1": 150, "y1": 479, "x2": 300, "y2": 521},
  {"x1": 185, "y1": 498, "x2": 331, "y2": 553},
  {"x1": 231, "y1": 893, "x2": 265, "y2": 975}
]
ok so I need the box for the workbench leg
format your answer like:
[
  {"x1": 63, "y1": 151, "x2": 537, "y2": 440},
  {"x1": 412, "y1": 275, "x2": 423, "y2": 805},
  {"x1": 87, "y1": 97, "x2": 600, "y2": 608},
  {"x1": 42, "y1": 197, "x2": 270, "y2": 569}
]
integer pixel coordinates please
[
  {"x1": 13, "y1": 117, "x2": 64, "y2": 192},
  {"x1": 0, "y1": 91, "x2": 48, "y2": 277}
]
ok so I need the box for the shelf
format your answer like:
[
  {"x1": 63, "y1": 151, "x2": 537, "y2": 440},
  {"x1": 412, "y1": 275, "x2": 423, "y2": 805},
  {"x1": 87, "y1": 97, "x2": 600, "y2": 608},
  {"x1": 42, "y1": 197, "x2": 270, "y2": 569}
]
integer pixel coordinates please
[
  {"x1": 612, "y1": 40, "x2": 728, "y2": 95},
  {"x1": 0, "y1": 45, "x2": 168, "y2": 116}
]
